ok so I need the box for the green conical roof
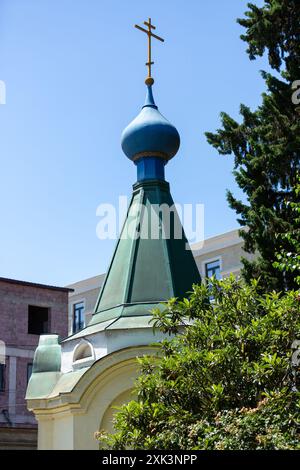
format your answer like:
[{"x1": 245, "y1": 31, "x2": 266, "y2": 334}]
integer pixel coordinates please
[{"x1": 90, "y1": 179, "x2": 201, "y2": 326}]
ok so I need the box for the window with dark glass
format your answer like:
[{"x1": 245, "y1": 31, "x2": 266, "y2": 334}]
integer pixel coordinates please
[
  {"x1": 28, "y1": 305, "x2": 49, "y2": 335},
  {"x1": 205, "y1": 259, "x2": 221, "y2": 280},
  {"x1": 73, "y1": 301, "x2": 85, "y2": 333},
  {"x1": 0, "y1": 364, "x2": 5, "y2": 392},
  {"x1": 205, "y1": 259, "x2": 221, "y2": 301},
  {"x1": 27, "y1": 363, "x2": 33, "y2": 384}
]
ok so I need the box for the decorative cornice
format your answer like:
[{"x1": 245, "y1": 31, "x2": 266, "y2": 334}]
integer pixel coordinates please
[
  {"x1": 132, "y1": 151, "x2": 169, "y2": 162},
  {"x1": 132, "y1": 179, "x2": 170, "y2": 192}
]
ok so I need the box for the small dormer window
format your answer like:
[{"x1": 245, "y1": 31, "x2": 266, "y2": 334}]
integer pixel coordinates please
[
  {"x1": 73, "y1": 342, "x2": 92, "y2": 361},
  {"x1": 72, "y1": 340, "x2": 94, "y2": 370}
]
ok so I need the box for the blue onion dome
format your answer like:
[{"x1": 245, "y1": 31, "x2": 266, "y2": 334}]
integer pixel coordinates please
[{"x1": 121, "y1": 85, "x2": 180, "y2": 163}]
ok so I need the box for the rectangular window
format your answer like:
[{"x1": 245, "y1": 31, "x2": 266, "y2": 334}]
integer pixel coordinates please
[
  {"x1": 0, "y1": 364, "x2": 5, "y2": 392},
  {"x1": 205, "y1": 259, "x2": 221, "y2": 301},
  {"x1": 27, "y1": 363, "x2": 33, "y2": 384},
  {"x1": 73, "y1": 301, "x2": 85, "y2": 333},
  {"x1": 205, "y1": 259, "x2": 221, "y2": 280},
  {"x1": 28, "y1": 305, "x2": 49, "y2": 335}
]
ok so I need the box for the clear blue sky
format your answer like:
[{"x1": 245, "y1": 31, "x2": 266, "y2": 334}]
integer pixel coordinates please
[{"x1": 0, "y1": 0, "x2": 267, "y2": 286}]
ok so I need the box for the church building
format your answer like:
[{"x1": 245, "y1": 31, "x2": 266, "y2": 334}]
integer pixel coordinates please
[{"x1": 26, "y1": 19, "x2": 201, "y2": 450}]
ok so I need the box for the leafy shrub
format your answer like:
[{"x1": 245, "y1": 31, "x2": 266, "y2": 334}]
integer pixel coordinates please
[{"x1": 97, "y1": 276, "x2": 300, "y2": 450}]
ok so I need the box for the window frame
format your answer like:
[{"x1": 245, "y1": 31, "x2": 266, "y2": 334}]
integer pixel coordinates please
[
  {"x1": 0, "y1": 363, "x2": 5, "y2": 392},
  {"x1": 27, "y1": 304, "x2": 50, "y2": 335},
  {"x1": 203, "y1": 257, "x2": 222, "y2": 280},
  {"x1": 72, "y1": 300, "x2": 85, "y2": 334},
  {"x1": 27, "y1": 363, "x2": 33, "y2": 384}
]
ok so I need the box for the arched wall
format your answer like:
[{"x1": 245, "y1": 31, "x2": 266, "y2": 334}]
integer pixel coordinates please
[
  {"x1": 72, "y1": 359, "x2": 139, "y2": 450},
  {"x1": 100, "y1": 388, "x2": 136, "y2": 435},
  {"x1": 34, "y1": 346, "x2": 159, "y2": 450}
]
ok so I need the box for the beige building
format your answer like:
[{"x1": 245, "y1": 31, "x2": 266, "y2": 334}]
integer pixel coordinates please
[
  {"x1": 192, "y1": 228, "x2": 254, "y2": 279},
  {"x1": 67, "y1": 229, "x2": 253, "y2": 336}
]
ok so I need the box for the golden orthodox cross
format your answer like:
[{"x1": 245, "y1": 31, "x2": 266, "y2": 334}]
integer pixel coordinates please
[{"x1": 135, "y1": 18, "x2": 164, "y2": 85}]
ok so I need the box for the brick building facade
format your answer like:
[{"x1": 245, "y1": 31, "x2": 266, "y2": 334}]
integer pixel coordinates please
[{"x1": 0, "y1": 277, "x2": 72, "y2": 449}]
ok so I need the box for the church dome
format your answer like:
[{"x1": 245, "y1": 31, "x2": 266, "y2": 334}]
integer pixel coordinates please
[{"x1": 121, "y1": 85, "x2": 180, "y2": 162}]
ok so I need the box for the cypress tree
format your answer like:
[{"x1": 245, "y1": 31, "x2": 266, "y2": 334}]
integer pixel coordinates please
[{"x1": 206, "y1": 0, "x2": 300, "y2": 291}]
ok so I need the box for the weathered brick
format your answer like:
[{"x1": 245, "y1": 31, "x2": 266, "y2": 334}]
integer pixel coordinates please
[{"x1": 0, "y1": 278, "x2": 69, "y2": 446}]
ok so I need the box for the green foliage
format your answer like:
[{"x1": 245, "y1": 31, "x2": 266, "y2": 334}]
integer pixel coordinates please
[
  {"x1": 96, "y1": 277, "x2": 300, "y2": 450},
  {"x1": 274, "y1": 177, "x2": 300, "y2": 286},
  {"x1": 237, "y1": 0, "x2": 299, "y2": 77},
  {"x1": 206, "y1": 0, "x2": 300, "y2": 291}
]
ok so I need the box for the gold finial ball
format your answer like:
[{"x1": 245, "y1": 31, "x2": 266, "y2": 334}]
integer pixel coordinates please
[{"x1": 145, "y1": 77, "x2": 154, "y2": 86}]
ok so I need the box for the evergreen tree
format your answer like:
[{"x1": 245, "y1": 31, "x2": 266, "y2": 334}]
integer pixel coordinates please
[
  {"x1": 274, "y1": 176, "x2": 300, "y2": 286},
  {"x1": 205, "y1": 0, "x2": 300, "y2": 290}
]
